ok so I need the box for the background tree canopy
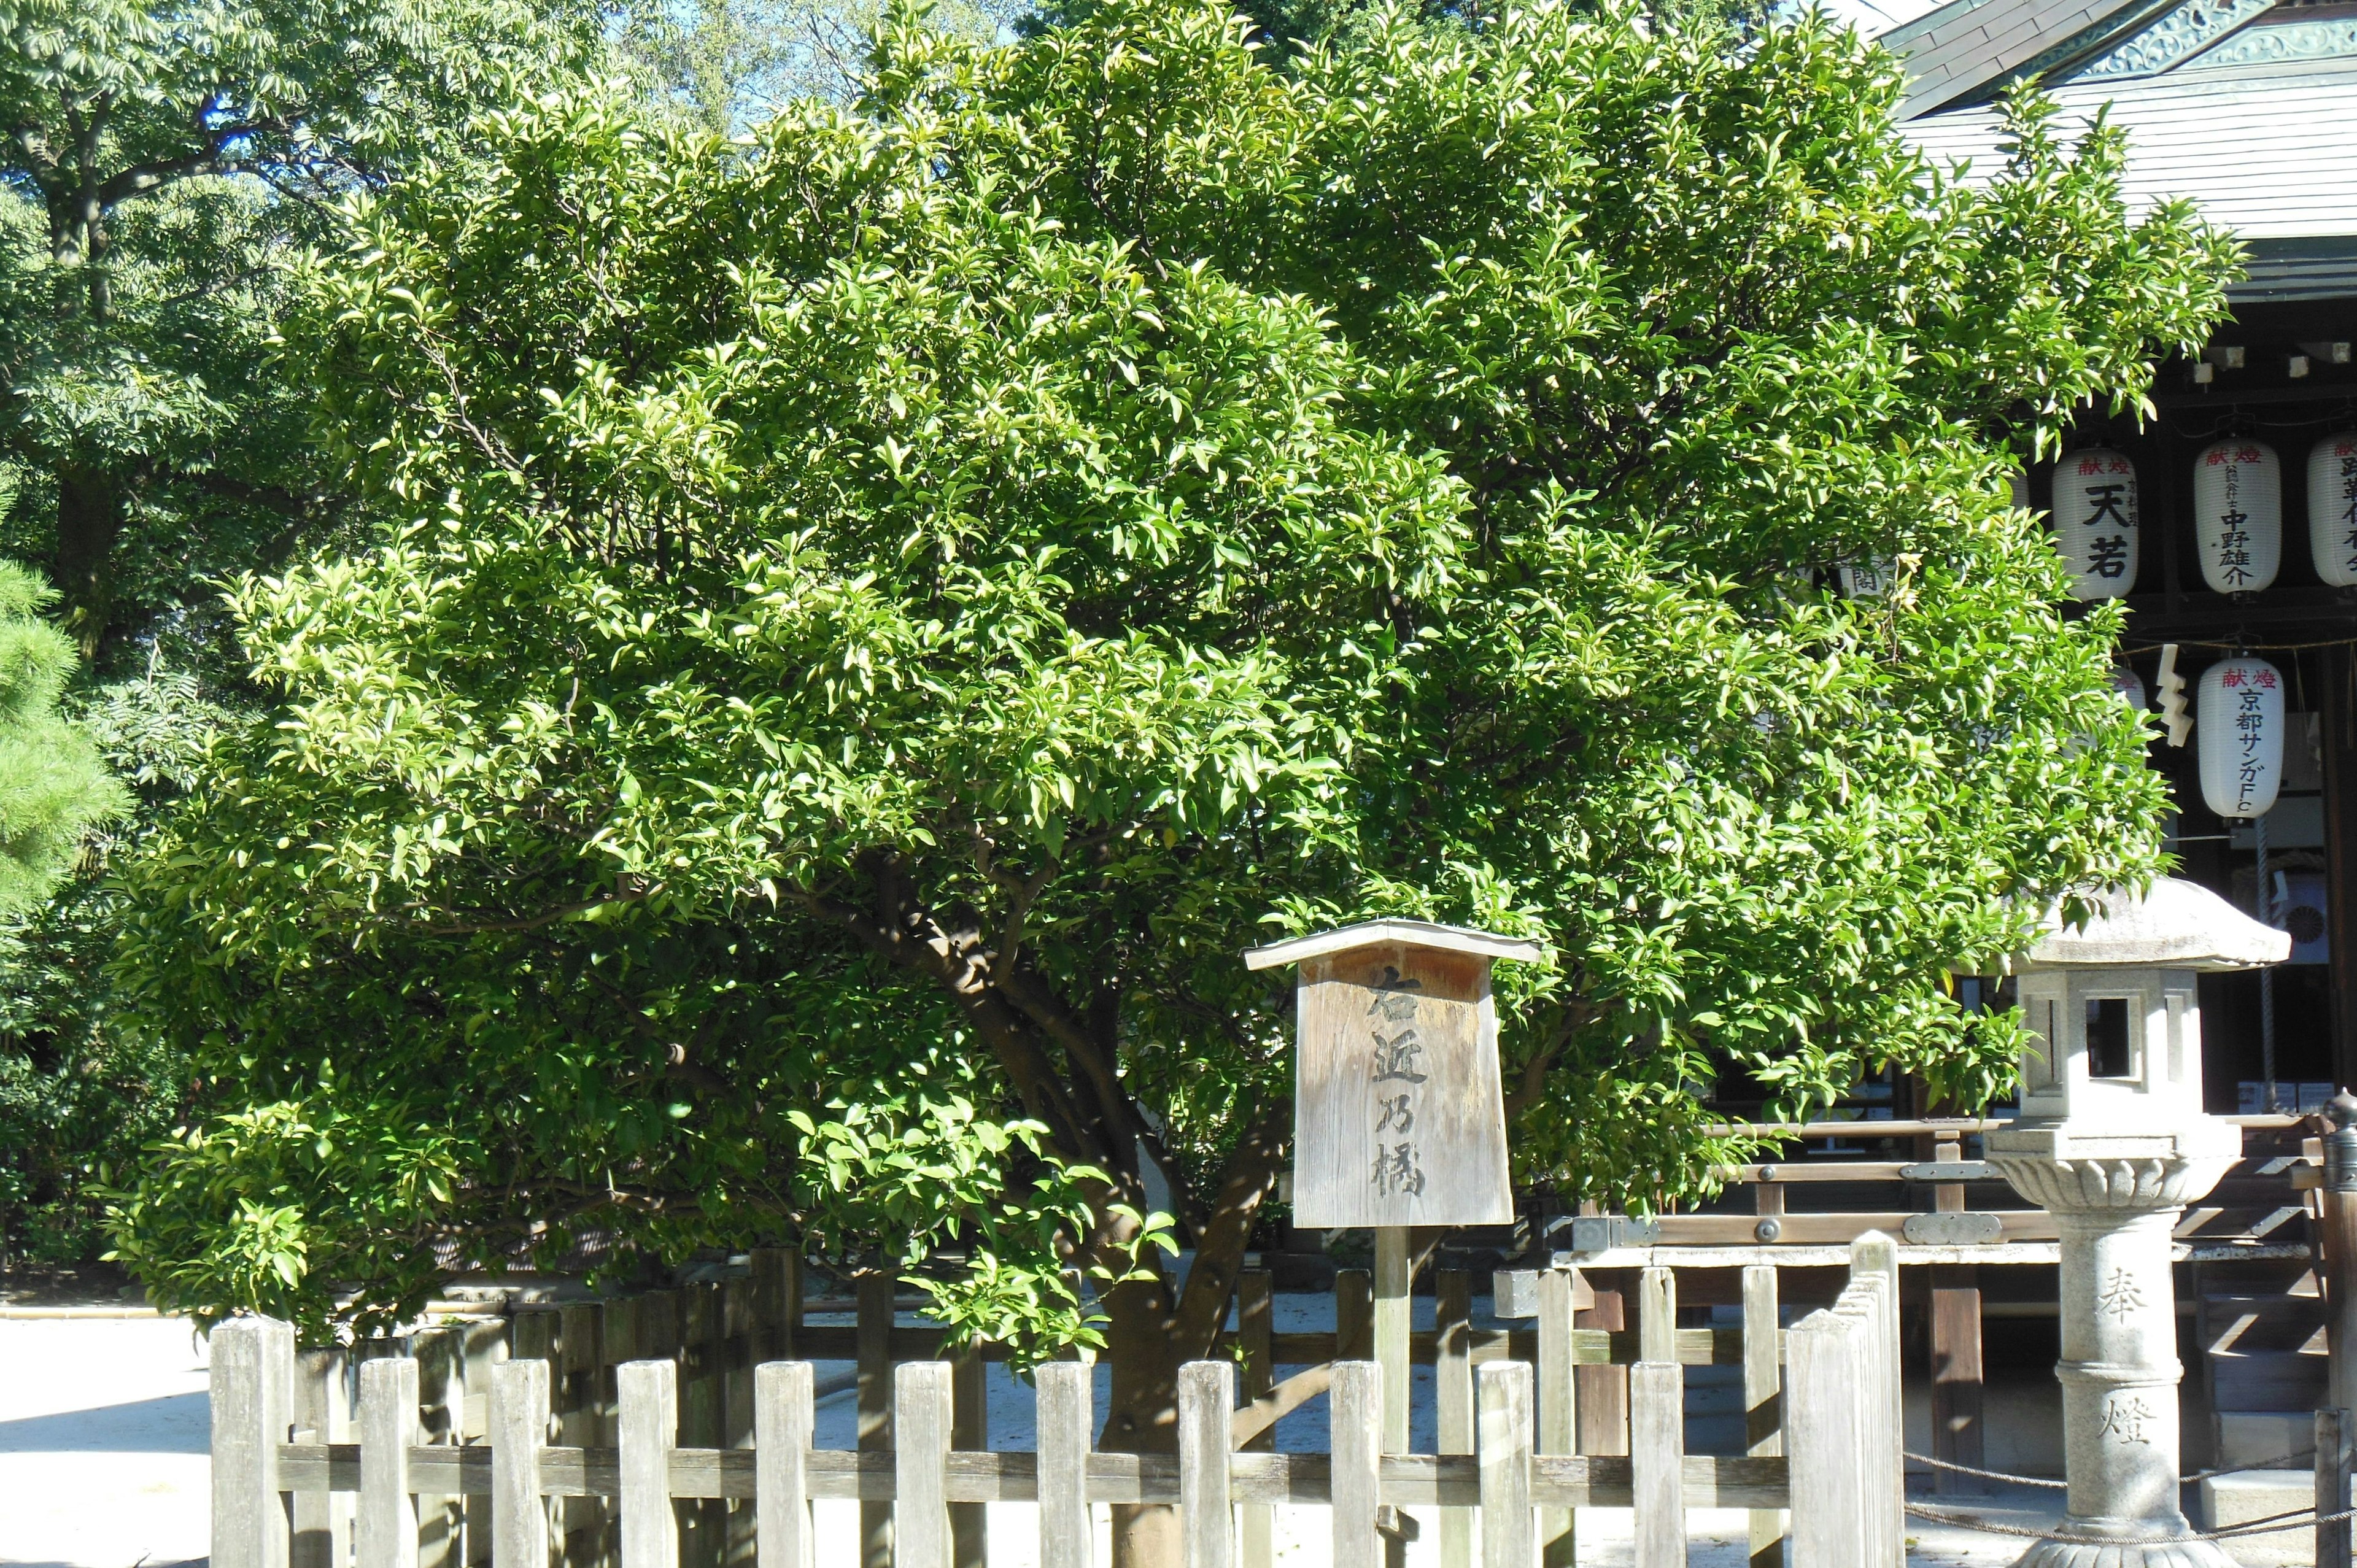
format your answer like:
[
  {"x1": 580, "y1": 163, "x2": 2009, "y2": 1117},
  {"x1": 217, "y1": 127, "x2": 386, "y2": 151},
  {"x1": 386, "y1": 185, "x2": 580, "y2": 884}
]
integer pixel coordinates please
[{"x1": 104, "y1": 0, "x2": 2234, "y2": 1502}]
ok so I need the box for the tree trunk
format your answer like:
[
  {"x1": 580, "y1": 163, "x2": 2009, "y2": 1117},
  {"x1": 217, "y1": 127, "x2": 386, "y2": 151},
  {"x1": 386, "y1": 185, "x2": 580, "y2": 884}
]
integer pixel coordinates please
[
  {"x1": 53, "y1": 463, "x2": 124, "y2": 660},
  {"x1": 1102, "y1": 1259, "x2": 1186, "y2": 1568}
]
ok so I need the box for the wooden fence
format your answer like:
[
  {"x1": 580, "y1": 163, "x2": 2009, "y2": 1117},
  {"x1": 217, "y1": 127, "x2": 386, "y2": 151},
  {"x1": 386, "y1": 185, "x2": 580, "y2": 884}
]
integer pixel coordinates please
[{"x1": 211, "y1": 1240, "x2": 1904, "y2": 1568}]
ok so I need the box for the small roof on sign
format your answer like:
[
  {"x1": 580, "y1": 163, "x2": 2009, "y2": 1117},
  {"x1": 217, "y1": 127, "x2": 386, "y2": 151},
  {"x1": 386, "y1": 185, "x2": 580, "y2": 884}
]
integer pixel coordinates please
[
  {"x1": 2022, "y1": 878, "x2": 2289, "y2": 971},
  {"x1": 1244, "y1": 918, "x2": 1547, "y2": 971}
]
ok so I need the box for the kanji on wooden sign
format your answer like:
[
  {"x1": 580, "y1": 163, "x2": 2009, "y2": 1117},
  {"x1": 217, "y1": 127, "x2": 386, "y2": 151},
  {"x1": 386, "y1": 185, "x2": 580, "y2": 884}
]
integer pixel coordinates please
[{"x1": 1246, "y1": 919, "x2": 1542, "y2": 1228}]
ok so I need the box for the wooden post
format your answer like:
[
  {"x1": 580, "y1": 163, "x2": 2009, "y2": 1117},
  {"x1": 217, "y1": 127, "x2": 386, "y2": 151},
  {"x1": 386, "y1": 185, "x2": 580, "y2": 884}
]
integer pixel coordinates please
[
  {"x1": 1478, "y1": 1361, "x2": 1535, "y2": 1568},
  {"x1": 951, "y1": 1350, "x2": 988, "y2": 1568},
  {"x1": 679, "y1": 1284, "x2": 724, "y2": 1568},
  {"x1": 859, "y1": 1274, "x2": 896, "y2": 1568},
  {"x1": 2319, "y1": 646, "x2": 2357, "y2": 1092},
  {"x1": 1336, "y1": 1267, "x2": 1374, "y2": 1360},
  {"x1": 358, "y1": 1353, "x2": 420, "y2": 1568},
  {"x1": 412, "y1": 1326, "x2": 466, "y2": 1568},
  {"x1": 1740, "y1": 1265, "x2": 1782, "y2": 1568},
  {"x1": 619, "y1": 1359, "x2": 679, "y2": 1568},
  {"x1": 1178, "y1": 1360, "x2": 1235, "y2": 1568},
  {"x1": 754, "y1": 1361, "x2": 815, "y2": 1568},
  {"x1": 493, "y1": 1360, "x2": 552, "y2": 1568},
  {"x1": 750, "y1": 1250, "x2": 793, "y2": 1359},
  {"x1": 213, "y1": 1318, "x2": 295, "y2": 1568},
  {"x1": 2320, "y1": 1407, "x2": 2352, "y2": 1568},
  {"x1": 725, "y1": 1278, "x2": 759, "y2": 1568},
  {"x1": 508, "y1": 1312, "x2": 564, "y2": 1568},
  {"x1": 461, "y1": 1319, "x2": 509, "y2": 1568},
  {"x1": 1629, "y1": 1361, "x2": 1684, "y2": 1568},
  {"x1": 1237, "y1": 1270, "x2": 1274, "y2": 1568},
  {"x1": 559, "y1": 1302, "x2": 606, "y2": 1568},
  {"x1": 1636, "y1": 1268, "x2": 1675, "y2": 1364},
  {"x1": 1036, "y1": 1362, "x2": 1094, "y2": 1568},
  {"x1": 1333, "y1": 1361, "x2": 1383, "y2": 1568},
  {"x1": 1575, "y1": 1276, "x2": 1627, "y2": 1456},
  {"x1": 1535, "y1": 1269, "x2": 1576, "y2": 1568},
  {"x1": 1374, "y1": 1230, "x2": 1412, "y2": 1454},
  {"x1": 895, "y1": 1364, "x2": 953, "y2": 1568},
  {"x1": 1436, "y1": 1270, "x2": 1474, "y2": 1568},
  {"x1": 1929, "y1": 1264, "x2": 1984, "y2": 1494},
  {"x1": 292, "y1": 1345, "x2": 350, "y2": 1568},
  {"x1": 2324, "y1": 1096, "x2": 2357, "y2": 1424}
]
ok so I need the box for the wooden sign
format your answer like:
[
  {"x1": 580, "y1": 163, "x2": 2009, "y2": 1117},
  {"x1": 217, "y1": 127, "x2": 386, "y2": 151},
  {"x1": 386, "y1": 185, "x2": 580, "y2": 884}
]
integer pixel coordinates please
[{"x1": 1246, "y1": 919, "x2": 1542, "y2": 1229}]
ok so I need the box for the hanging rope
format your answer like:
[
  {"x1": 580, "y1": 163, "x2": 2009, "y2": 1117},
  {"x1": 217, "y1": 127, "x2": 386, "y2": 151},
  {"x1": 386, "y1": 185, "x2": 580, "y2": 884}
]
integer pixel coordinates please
[
  {"x1": 1904, "y1": 1448, "x2": 2314, "y2": 1489},
  {"x1": 1905, "y1": 1499, "x2": 2357, "y2": 1545}
]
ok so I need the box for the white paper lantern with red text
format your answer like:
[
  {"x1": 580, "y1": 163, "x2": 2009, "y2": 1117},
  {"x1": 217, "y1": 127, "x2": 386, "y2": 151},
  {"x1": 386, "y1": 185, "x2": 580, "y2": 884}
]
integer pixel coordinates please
[
  {"x1": 2111, "y1": 661, "x2": 2148, "y2": 713},
  {"x1": 2193, "y1": 439, "x2": 2282, "y2": 594},
  {"x1": 2051, "y1": 449, "x2": 2139, "y2": 600},
  {"x1": 2310, "y1": 433, "x2": 2357, "y2": 587},
  {"x1": 2197, "y1": 656, "x2": 2286, "y2": 821}
]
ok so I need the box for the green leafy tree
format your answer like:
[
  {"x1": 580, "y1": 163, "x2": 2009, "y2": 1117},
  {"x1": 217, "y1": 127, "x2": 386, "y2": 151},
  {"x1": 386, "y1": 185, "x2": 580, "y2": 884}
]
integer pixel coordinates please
[
  {"x1": 109, "y1": 2, "x2": 2234, "y2": 1554},
  {"x1": 0, "y1": 0, "x2": 605, "y2": 654},
  {"x1": 0, "y1": 0, "x2": 612, "y2": 1267}
]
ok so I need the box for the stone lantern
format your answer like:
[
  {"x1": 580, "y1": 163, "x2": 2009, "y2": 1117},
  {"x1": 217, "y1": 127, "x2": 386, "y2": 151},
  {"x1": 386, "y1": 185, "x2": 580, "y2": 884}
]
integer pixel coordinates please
[{"x1": 1985, "y1": 878, "x2": 2288, "y2": 1566}]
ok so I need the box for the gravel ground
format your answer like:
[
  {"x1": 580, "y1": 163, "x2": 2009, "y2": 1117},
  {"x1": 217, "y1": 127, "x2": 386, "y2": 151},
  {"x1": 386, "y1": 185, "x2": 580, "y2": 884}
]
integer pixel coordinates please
[{"x1": 0, "y1": 1317, "x2": 212, "y2": 1568}]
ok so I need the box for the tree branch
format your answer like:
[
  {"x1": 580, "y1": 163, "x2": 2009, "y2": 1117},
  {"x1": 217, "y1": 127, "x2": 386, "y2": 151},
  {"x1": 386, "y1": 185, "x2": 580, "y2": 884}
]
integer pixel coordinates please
[
  {"x1": 1167, "y1": 1090, "x2": 1291, "y2": 1355},
  {"x1": 1503, "y1": 995, "x2": 1596, "y2": 1124}
]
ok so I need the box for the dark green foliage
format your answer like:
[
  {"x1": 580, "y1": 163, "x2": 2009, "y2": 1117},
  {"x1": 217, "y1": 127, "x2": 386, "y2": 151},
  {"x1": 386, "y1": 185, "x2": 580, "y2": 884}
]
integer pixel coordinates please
[{"x1": 109, "y1": 0, "x2": 2235, "y2": 1357}]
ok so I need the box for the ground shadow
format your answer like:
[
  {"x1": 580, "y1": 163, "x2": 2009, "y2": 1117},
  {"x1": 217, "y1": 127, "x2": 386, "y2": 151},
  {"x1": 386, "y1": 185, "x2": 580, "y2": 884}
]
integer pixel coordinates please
[{"x1": 0, "y1": 1391, "x2": 209, "y2": 1454}]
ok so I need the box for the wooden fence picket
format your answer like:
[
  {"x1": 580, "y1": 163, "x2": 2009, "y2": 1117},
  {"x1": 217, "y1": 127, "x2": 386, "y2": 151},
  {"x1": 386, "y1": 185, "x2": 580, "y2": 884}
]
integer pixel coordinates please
[
  {"x1": 1331, "y1": 1361, "x2": 1382, "y2": 1568},
  {"x1": 358, "y1": 1354, "x2": 420, "y2": 1568},
  {"x1": 1035, "y1": 1362, "x2": 1093, "y2": 1568},
  {"x1": 1436, "y1": 1269, "x2": 1476, "y2": 1568},
  {"x1": 212, "y1": 1317, "x2": 293, "y2": 1568},
  {"x1": 1237, "y1": 1270, "x2": 1275, "y2": 1568},
  {"x1": 753, "y1": 1361, "x2": 813, "y2": 1568},
  {"x1": 896, "y1": 1363, "x2": 955, "y2": 1568},
  {"x1": 1740, "y1": 1265, "x2": 1782, "y2": 1568},
  {"x1": 1178, "y1": 1359, "x2": 1235, "y2": 1568},
  {"x1": 1536, "y1": 1267, "x2": 1576, "y2": 1568},
  {"x1": 1479, "y1": 1359, "x2": 1535, "y2": 1568},
  {"x1": 1629, "y1": 1361, "x2": 1684, "y2": 1568},
  {"x1": 492, "y1": 1359, "x2": 550, "y2": 1568},
  {"x1": 619, "y1": 1359, "x2": 678, "y2": 1568}
]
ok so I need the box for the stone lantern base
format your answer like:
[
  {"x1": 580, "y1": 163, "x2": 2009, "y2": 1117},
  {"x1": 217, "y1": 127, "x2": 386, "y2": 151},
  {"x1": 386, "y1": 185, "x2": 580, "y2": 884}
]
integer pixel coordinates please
[
  {"x1": 2013, "y1": 1539, "x2": 2237, "y2": 1568},
  {"x1": 1986, "y1": 1126, "x2": 2242, "y2": 1568}
]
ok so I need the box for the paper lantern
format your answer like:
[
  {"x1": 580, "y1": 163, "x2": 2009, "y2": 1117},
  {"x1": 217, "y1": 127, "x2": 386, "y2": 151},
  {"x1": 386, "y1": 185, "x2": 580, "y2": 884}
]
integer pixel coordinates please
[
  {"x1": 2197, "y1": 656, "x2": 2286, "y2": 820},
  {"x1": 1838, "y1": 558, "x2": 1894, "y2": 598},
  {"x1": 2052, "y1": 449, "x2": 2138, "y2": 600},
  {"x1": 2111, "y1": 661, "x2": 2147, "y2": 713},
  {"x1": 2310, "y1": 433, "x2": 2357, "y2": 587},
  {"x1": 2193, "y1": 439, "x2": 2282, "y2": 593}
]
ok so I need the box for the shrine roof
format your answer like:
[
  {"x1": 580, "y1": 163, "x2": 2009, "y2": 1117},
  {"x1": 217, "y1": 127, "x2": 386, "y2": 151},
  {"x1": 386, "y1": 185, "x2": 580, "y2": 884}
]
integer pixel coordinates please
[
  {"x1": 1243, "y1": 919, "x2": 1548, "y2": 971},
  {"x1": 1900, "y1": 56, "x2": 2357, "y2": 250},
  {"x1": 2023, "y1": 877, "x2": 2291, "y2": 970}
]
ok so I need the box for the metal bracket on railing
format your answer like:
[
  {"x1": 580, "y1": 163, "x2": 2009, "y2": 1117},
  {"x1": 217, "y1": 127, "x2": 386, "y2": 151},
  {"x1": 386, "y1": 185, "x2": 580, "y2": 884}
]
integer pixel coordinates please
[
  {"x1": 2325, "y1": 1093, "x2": 2357, "y2": 1194},
  {"x1": 1898, "y1": 1161, "x2": 1991, "y2": 1183},
  {"x1": 1546, "y1": 1214, "x2": 1662, "y2": 1256}
]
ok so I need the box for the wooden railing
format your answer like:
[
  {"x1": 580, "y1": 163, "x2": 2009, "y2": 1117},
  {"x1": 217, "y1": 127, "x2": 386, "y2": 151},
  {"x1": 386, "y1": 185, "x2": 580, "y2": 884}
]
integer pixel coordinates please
[{"x1": 209, "y1": 1240, "x2": 1905, "y2": 1568}]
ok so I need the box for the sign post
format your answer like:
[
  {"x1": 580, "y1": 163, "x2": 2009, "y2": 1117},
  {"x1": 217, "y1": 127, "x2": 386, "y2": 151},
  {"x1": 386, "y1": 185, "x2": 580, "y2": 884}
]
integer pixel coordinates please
[{"x1": 1247, "y1": 919, "x2": 1543, "y2": 1451}]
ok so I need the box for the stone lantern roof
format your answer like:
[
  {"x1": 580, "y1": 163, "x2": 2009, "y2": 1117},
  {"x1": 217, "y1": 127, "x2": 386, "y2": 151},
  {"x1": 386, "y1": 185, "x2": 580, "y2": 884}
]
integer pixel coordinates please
[{"x1": 2023, "y1": 878, "x2": 2290, "y2": 972}]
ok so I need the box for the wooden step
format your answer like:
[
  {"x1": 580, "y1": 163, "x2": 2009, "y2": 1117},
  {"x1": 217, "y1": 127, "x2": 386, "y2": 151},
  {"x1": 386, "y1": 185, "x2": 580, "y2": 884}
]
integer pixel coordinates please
[{"x1": 2209, "y1": 1348, "x2": 2329, "y2": 1413}]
